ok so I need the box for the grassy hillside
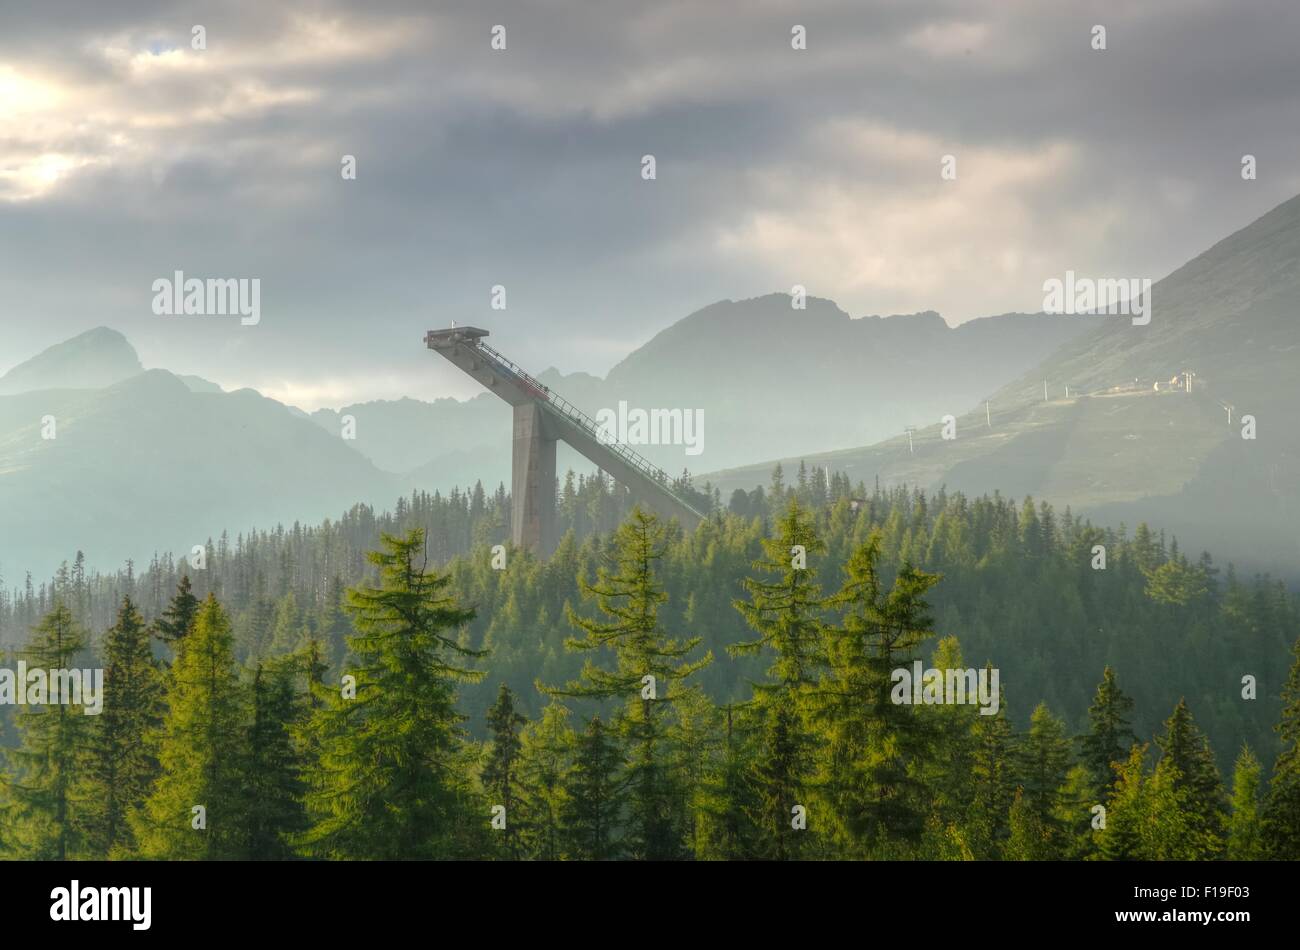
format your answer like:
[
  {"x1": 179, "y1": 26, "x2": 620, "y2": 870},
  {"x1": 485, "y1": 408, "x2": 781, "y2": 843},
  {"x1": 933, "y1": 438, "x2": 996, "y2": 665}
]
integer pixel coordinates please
[{"x1": 705, "y1": 196, "x2": 1300, "y2": 574}]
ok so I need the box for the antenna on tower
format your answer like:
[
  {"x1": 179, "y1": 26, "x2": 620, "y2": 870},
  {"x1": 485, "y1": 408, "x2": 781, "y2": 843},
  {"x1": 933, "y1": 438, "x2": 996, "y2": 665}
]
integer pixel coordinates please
[{"x1": 904, "y1": 426, "x2": 916, "y2": 455}]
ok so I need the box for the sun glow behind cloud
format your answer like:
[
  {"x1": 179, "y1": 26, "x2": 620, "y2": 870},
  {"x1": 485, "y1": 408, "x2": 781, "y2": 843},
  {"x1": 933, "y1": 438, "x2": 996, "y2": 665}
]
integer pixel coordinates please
[
  {"x1": 715, "y1": 121, "x2": 1085, "y2": 320},
  {"x1": 0, "y1": 14, "x2": 414, "y2": 203}
]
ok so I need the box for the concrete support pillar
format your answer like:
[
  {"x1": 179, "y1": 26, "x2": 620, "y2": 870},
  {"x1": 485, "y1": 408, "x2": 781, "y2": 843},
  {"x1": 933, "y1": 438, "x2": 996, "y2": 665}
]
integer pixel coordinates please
[{"x1": 511, "y1": 403, "x2": 557, "y2": 555}]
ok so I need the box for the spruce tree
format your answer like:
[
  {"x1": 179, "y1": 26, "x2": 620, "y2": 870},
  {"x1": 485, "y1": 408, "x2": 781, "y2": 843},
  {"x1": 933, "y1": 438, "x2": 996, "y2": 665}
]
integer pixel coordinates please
[
  {"x1": 1080, "y1": 666, "x2": 1136, "y2": 791},
  {"x1": 1004, "y1": 787, "x2": 1052, "y2": 861},
  {"x1": 0, "y1": 664, "x2": 9, "y2": 858},
  {"x1": 917, "y1": 636, "x2": 978, "y2": 840},
  {"x1": 1264, "y1": 635, "x2": 1300, "y2": 858},
  {"x1": 1052, "y1": 764, "x2": 1100, "y2": 861},
  {"x1": 301, "y1": 636, "x2": 329, "y2": 710},
  {"x1": 731, "y1": 498, "x2": 827, "y2": 692},
  {"x1": 549, "y1": 507, "x2": 710, "y2": 859},
  {"x1": 1227, "y1": 745, "x2": 1264, "y2": 860},
  {"x1": 1146, "y1": 758, "x2": 1219, "y2": 860},
  {"x1": 664, "y1": 686, "x2": 722, "y2": 856},
  {"x1": 560, "y1": 716, "x2": 624, "y2": 860},
  {"x1": 482, "y1": 683, "x2": 527, "y2": 858},
  {"x1": 966, "y1": 670, "x2": 1014, "y2": 859},
  {"x1": 1001, "y1": 704, "x2": 1072, "y2": 859},
  {"x1": 516, "y1": 702, "x2": 576, "y2": 860},
  {"x1": 242, "y1": 658, "x2": 307, "y2": 859},
  {"x1": 1154, "y1": 697, "x2": 1226, "y2": 854},
  {"x1": 77, "y1": 596, "x2": 161, "y2": 857},
  {"x1": 6, "y1": 601, "x2": 91, "y2": 859},
  {"x1": 153, "y1": 575, "x2": 200, "y2": 645},
  {"x1": 746, "y1": 695, "x2": 805, "y2": 860},
  {"x1": 134, "y1": 594, "x2": 248, "y2": 858},
  {"x1": 694, "y1": 704, "x2": 760, "y2": 860},
  {"x1": 815, "y1": 531, "x2": 939, "y2": 856},
  {"x1": 296, "y1": 529, "x2": 483, "y2": 859},
  {"x1": 1098, "y1": 744, "x2": 1149, "y2": 861},
  {"x1": 288, "y1": 638, "x2": 329, "y2": 814},
  {"x1": 1015, "y1": 703, "x2": 1073, "y2": 826},
  {"x1": 729, "y1": 498, "x2": 826, "y2": 857},
  {"x1": 268, "y1": 592, "x2": 306, "y2": 655},
  {"x1": 1101, "y1": 743, "x2": 1208, "y2": 861}
]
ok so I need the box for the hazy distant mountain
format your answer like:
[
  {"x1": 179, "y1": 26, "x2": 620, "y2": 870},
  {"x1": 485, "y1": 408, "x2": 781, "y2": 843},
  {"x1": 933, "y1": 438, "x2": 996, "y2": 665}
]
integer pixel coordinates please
[
  {"x1": 16, "y1": 189, "x2": 1297, "y2": 579},
  {"x1": 309, "y1": 299, "x2": 1094, "y2": 485},
  {"x1": 0, "y1": 300, "x2": 1097, "y2": 576},
  {"x1": 0, "y1": 326, "x2": 142, "y2": 394},
  {"x1": 592, "y1": 295, "x2": 1096, "y2": 473},
  {"x1": 310, "y1": 395, "x2": 508, "y2": 475},
  {"x1": 177, "y1": 374, "x2": 224, "y2": 394},
  {"x1": 707, "y1": 196, "x2": 1300, "y2": 572},
  {"x1": 0, "y1": 369, "x2": 400, "y2": 577}
]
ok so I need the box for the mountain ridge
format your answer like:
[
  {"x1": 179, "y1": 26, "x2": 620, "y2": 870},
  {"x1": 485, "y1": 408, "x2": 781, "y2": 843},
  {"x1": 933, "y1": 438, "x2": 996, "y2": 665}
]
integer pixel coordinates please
[
  {"x1": 6, "y1": 194, "x2": 1299, "y2": 575},
  {"x1": 0, "y1": 326, "x2": 143, "y2": 395},
  {"x1": 702, "y1": 196, "x2": 1300, "y2": 572}
]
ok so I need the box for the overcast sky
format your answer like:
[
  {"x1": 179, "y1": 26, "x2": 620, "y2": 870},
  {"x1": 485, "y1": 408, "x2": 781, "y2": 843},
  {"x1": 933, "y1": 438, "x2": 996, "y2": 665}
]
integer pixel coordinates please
[{"x1": 2, "y1": 0, "x2": 1298, "y2": 409}]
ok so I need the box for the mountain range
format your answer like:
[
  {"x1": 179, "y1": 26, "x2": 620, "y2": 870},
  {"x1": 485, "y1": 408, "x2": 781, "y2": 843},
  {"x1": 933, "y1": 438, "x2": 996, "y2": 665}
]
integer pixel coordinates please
[
  {"x1": 305, "y1": 297, "x2": 1095, "y2": 483},
  {"x1": 2, "y1": 195, "x2": 1298, "y2": 578},
  {"x1": 708, "y1": 195, "x2": 1300, "y2": 572}
]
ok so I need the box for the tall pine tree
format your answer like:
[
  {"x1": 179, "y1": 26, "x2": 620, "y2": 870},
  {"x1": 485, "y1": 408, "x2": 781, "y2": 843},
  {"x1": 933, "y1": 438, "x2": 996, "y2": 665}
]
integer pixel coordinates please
[
  {"x1": 6, "y1": 601, "x2": 91, "y2": 859},
  {"x1": 814, "y1": 531, "x2": 939, "y2": 856},
  {"x1": 482, "y1": 683, "x2": 527, "y2": 858},
  {"x1": 1264, "y1": 635, "x2": 1300, "y2": 858},
  {"x1": 549, "y1": 507, "x2": 710, "y2": 859},
  {"x1": 730, "y1": 498, "x2": 826, "y2": 858},
  {"x1": 1004, "y1": 704, "x2": 1072, "y2": 860},
  {"x1": 134, "y1": 594, "x2": 248, "y2": 858},
  {"x1": 1227, "y1": 745, "x2": 1264, "y2": 860},
  {"x1": 1080, "y1": 666, "x2": 1136, "y2": 792},
  {"x1": 77, "y1": 596, "x2": 161, "y2": 857},
  {"x1": 560, "y1": 716, "x2": 624, "y2": 860},
  {"x1": 153, "y1": 575, "x2": 200, "y2": 645},
  {"x1": 516, "y1": 702, "x2": 576, "y2": 860},
  {"x1": 242, "y1": 658, "x2": 308, "y2": 859},
  {"x1": 297, "y1": 529, "x2": 483, "y2": 859},
  {"x1": 1154, "y1": 697, "x2": 1226, "y2": 856},
  {"x1": 965, "y1": 667, "x2": 1014, "y2": 859}
]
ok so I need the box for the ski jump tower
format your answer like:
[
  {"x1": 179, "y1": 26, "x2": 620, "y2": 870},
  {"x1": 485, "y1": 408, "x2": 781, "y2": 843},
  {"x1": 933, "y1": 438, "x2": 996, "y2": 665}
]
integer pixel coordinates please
[{"x1": 424, "y1": 327, "x2": 706, "y2": 555}]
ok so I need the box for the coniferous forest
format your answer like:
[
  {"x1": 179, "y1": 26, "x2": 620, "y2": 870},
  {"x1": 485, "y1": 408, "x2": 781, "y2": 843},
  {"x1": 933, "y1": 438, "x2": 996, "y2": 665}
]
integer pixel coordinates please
[{"x1": 2, "y1": 467, "x2": 1298, "y2": 860}]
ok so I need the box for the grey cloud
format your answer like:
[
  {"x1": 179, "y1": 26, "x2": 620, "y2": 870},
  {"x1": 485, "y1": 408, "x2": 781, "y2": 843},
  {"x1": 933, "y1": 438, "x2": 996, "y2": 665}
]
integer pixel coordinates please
[{"x1": 2, "y1": 0, "x2": 1298, "y2": 406}]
